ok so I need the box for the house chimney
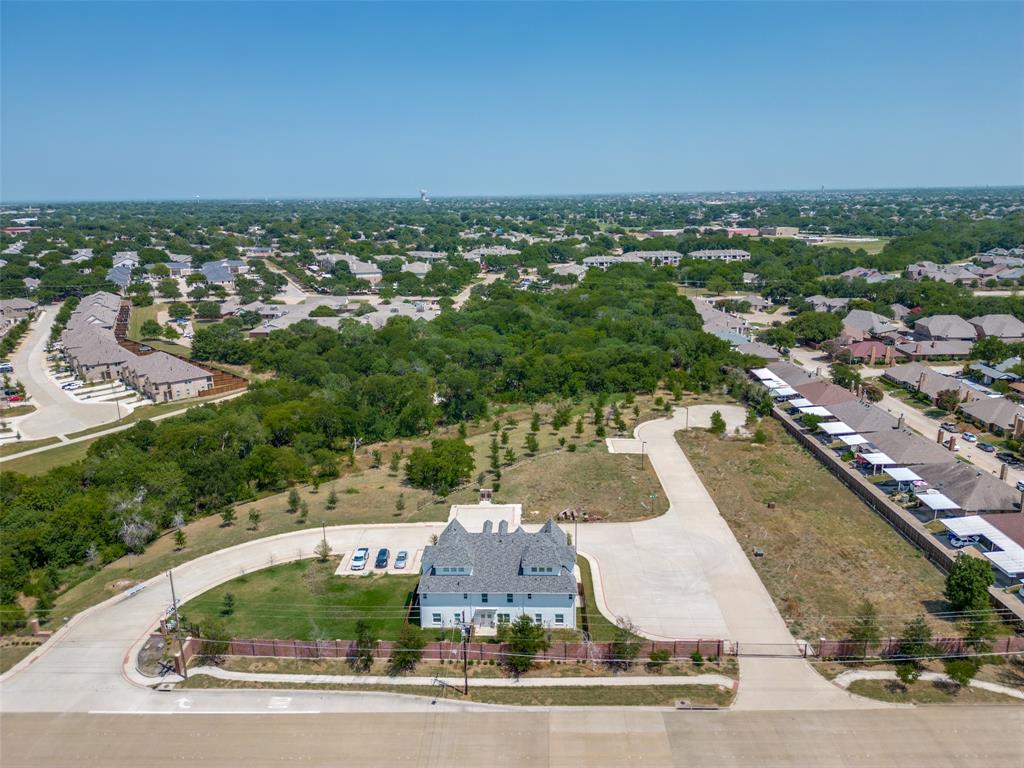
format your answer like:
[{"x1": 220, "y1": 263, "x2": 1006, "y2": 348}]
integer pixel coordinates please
[
  {"x1": 947, "y1": 435, "x2": 957, "y2": 452},
  {"x1": 498, "y1": 520, "x2": 509, "y2": 535},
  {"x1": 1013, "y1": 413, "x2": 1024, "y2": 440},
  {"x1": 937, "y1": 428, "x2": 945, "y2": 444},
  {"x1": 1000, "y1": 463, "x2": 1009, "y2": 481}
]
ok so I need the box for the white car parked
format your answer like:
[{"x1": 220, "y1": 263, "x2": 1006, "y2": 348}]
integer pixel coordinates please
[{"x1": 350, "y1": 547, "x2": 370, "y2": 571}]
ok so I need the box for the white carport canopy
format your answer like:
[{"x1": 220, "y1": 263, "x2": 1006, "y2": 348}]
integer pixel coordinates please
[
  {"x1": 884, "y1": 467, "x2": 922, "y2": 483},
  {"x1": 751, "y1": 368, "x2": 776, "y2": 380},
  {"x1": 773, "y1": 387, "x2": 798, "y2": 398},
  {"x1": 819, "y1": 421, "x2": 856, "y2": 436},
  {"x1": 943, "y1": 517, "x2": 1024, "y2": 577},
  {"x1": 764, "y1": 379, "x2": 789, "y2": 390},
  {"x1": 915, "y1": 490, "x2": 958, "y2": 511},
  {"x1": 788, "y1": 398, "x2": 813, "y2": 408},
  {"x1": 840, "y1": 434, "x2": 869, "y2": 446},
  {"x1": 860, "y1": 452, "x2": 896, "y2": 466},
  {"x1": 798, "y1": 406, "x2": 832, "y2": 417}
]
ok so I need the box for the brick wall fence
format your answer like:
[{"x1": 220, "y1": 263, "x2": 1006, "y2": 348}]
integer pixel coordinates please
[
  {"x1": 818, "y1": 635, "x2": 1024, "y2": 659},
  {"x1": 772, "y1": 406, "x2": 1024, "y2": 624}
]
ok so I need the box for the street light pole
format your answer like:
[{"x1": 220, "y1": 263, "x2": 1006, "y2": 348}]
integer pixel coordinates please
[{"x1": 640, "y1": 441, "x2": 646, "y2": 470}]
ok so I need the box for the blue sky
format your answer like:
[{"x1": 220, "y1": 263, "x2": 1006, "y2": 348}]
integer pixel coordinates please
[{"x1": 2, "y1": 2, "x2": 1022, "y2": 201}]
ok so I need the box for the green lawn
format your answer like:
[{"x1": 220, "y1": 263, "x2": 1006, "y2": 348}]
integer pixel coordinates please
[
  {"x1": 0, "y1": 436, "x2": 60, "y2": 459},
  {"x1": 847, "y1": 678, "x2": 1021, "y2": 705},
  {"x1": 127, "y1": 303, "x2": 165, "y2": 340},
  {"x1": 0, "y1": 642, "x2": 41, "y2": 674},
  {"x1": 181, "y1": 558, "x2": 420, "y2": 641},
  {"x1": 815, "y1": 237, "x2": 890, "y2": 256},
  {"x1": 0, "y1": 438, "x2": 97, "y2": 475},
  {"x1": 179, "y1": 675, "x2": 734, "y2": 707},
  {"x1": 577, "y1": 556, "x2": 622, "y2": 641}
]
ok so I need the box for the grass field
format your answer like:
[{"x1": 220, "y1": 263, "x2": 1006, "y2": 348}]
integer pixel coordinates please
[
  {"x1": 0, "y1": 437, "x2": 97, "y2": 475},
  {"x1": 847, "y1": 678, "x2": 1021, "y2": 705},
  {"x1": 179, "y1": 675, "x2": 735, "y2": 707},
  {"x1": 679, "y1": 419, "x2": 958, "y2": 640},
  {"x1": 182, "y1": 558, "x2": 420, "y2": 640},
  {"x1": 814, "y1": 237, "x2": 891, "y2": 256},
  {"x1": 577, "y1": 556, "x2": 621, "y2": 641},
  {"x1": 127, "y1": 303, "x2": 165, "y2": 340},
  {"x1": 0, "y1": 641, "x2": 42, "y2": 674},
  {"x1": 0, "y1": 436, "x2": 60, "y2": 459}
]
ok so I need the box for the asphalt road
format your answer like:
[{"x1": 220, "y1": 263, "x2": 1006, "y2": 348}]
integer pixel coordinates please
[{"x1": 3, "y1": 708, "x2": 1021, "y2": 767}]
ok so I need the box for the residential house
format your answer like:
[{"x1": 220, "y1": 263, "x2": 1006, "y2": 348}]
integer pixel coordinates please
[
  {"x1": 805, "y1": 295, "x2": 850, "y2": 313},
  {"x1": 463, "y1": 245, "x2": 520, "y2": 264},
  {"x1": 112, "y1": 251, "x2": 140, "y2": 269},
  {"x1": 0, "y1": 298, "x2": 38, "y2": 319},
  {"x1": 905, "y1": 261, "x2": 980, "y2": 285},
  {"x1": 686, "y1": 249, "x2": 750, "y2": 262},
  {"x1": 825, "y1": 400, "x2": 900, "y2": 434},
  {"x1": 959, "y1": 398, "x2": 1024, "y2": 438},
  {"x1": 968, "y1": 357, "x2": 1022, "y2": 386},
  {"x1": 418, "y1": 518, "x2": 577, "y2": 630},
  {"x1": 122, "y1": 351, "x2": 214, "y2": 402},
  {"x1": 164, "y1": 261, "x2": 193, "y2": 277},
  {"x1": 357, "y1": 301, "x2": 440, "y2": 330},
  {"x1": 968, "y1": 315, "x2": 1024, "y2": 343},
  {"x1": 106, "y1": 264, "x2": 133, "y2": 291},
  {"x1": 550, "y1": 262, "x2": 588, "y2": 280},
  {"x1": 911, "y1": 463, "x2": 1021, "y2": 515},
  {"x1": 842, "y1": 309, "x2": 899, "y2": 336},
  {"x1": 735, "y1": 341, "x2": 783, "y2": 361},
  {"x1": 889, "y1": 303, "x2": 913, "y2": 321},
  {"x1": 401, "y1": 261, "x2": 432, "y2": 278},
  {"x1": 406, "y1": 251, "x2": 449, "y2": 263},
  {"x1": 793, "y1": 379, "x2": 859, "y2": 407},
  {"x1": 837, "y1": 340, "x2": 899, "y2": 365},
  {"x1": 766, "y1": 361, "x2": 823, "y2": 387},
  {"x1": 914, "y1": 315, "x2": 978, "y2": 341},
  {"x1": 862, "y1": 429, "x2": 958, "y2": 467},
  {"x1": 895, "y1": 339, "x2": 975, "y2": 361}
]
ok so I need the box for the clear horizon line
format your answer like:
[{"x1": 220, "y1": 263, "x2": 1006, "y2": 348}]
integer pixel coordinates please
[{"x1": 3, "y1": 183, "x2": 1024, "y2": 206}]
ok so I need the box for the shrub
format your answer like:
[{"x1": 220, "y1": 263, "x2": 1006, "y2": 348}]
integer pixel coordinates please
[{"x1": 646, "y1": 649, "x2": 671, "y2": 672}]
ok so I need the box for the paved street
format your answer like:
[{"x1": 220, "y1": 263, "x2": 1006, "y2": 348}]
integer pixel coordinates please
[
  {"x1": 3, "y1": 709, "x2": 1021, "y2": 767},
  {"x1": 8, "y1": 308, "x2": 122, "y2": 439}
]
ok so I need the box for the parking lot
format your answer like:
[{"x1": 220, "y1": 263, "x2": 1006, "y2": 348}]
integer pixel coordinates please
[{"x1": 335, "y1": 547, "x2": 422, "y2": 576}]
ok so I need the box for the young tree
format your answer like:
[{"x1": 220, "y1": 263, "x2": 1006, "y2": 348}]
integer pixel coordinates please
[
  {"x1": 173, "y1": 528, "x2": 187, "y2": 551},
  {"x1": 848, "y1": 599, "x2": 881, "y2": 656},
  {"x1": 388, "y1": 623, "x2": 426, "y2": 674},
  {"x1": 530, "y1": 412, "x2": 541, "y2": 433},
  {"x1": 395, "y1": 492, "x2": 406, "y2": 512},
  {"x1": 220, "y1": 592, "x2": 235, "y2": 616},
  {"x1": 298, "y1": 500, "x2": 309, "y2": 522},
  {"x1": 287, "y1": 487, "x2": 301, "y2": 514},
  {"x1": 351, "y1": 619, "x2": 376, "y2": 672},
  {"x1": 524, "y1": 433, "x2": 539, "y2": 454},
  {"x1": 606, "y1": 619, "x2": 642, "y2": 670},
  {"x1": 219, "y1": 507, "x2": 237, "y2": 527},
  {"x1": 504, "y1": 447, "x2": 517, "y2": 465},
  {"x1": 945, "y1": 553, "x2": 994, "y2": 612},
  {"x1": 388, "y1": 452, "x2": 402, "y2": 474},
  {"x1": 315, "y1": 539, "x2": 332, "y2": 562},
  {"x1": 325, "y1": 488, "x2": 338, "y2": 510},
  {"x1": 943, "y1": 657, "x2": 980, "y2": 690},
  {"x1": 575, "y1": 416, "x2": 584, "y2": 436},
  {"x1": 248, "y1": 509, "x2": 261, "y2": 531},
  {"x1": 371, "y1": 449, "x2": 382, "y2": 468},
  {"x1": 709, "y1": 410, "x2": 727, "y2": 435},
  {"x1": 505, "y1": 613, "x2": 549, "y2": 676}
]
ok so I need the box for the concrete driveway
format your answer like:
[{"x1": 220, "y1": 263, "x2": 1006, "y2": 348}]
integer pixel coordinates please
[{"x1": 9, "y1": 308, "x2": 124, "y2": 439}]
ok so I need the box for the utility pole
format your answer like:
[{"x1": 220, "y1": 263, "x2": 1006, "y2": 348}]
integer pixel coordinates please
[
  {"x1": 640, "y1": 440, "x2": 646, "y2": 470},
  {"x1": 461, "y1": 623, "x2": 469, "y2": 695},
  {"x1": 168, "y1": 569, "x2": 188, "y2": 680},
  {"x1": 321, "y1": 521, "x2": 327, "y2": 550}
]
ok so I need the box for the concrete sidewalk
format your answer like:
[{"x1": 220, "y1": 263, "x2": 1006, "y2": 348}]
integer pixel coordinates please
[{"x1": 191, "y1": 666, "x2": 736, "y2": 689}]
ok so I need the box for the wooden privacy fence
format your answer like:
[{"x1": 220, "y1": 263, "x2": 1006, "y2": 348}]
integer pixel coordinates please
[{"x1": 817, "y1": 634, "x2": 1024, "y2": 660}]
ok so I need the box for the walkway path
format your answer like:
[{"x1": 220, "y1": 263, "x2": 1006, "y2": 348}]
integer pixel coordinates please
[
  {"x1": 832, "y1": 669, "x2": 1024, "y2": 700},
  {"x1": 192, "y1": 666, "x2": 736, "y2": 689}
]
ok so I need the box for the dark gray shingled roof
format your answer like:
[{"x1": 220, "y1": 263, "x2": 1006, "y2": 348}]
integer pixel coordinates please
[{"x1": 419, "y1": 518, "x2": 576, "y2": 594}]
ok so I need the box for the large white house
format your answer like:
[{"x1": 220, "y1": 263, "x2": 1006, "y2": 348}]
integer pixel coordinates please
[{"x1": 418, "y1": 518, "x2": 577, "y2": 631}]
